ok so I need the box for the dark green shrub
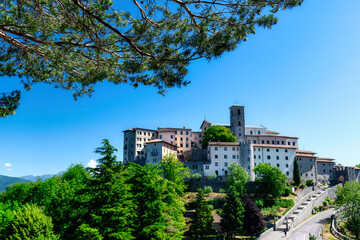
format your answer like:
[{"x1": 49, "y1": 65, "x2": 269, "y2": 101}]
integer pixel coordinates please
[
  {"x1": 306, "y1": 180, "x2": 313, "y2": 186},
  {"x1": 203, "y1": 186, "x2": 213, "y2": 194},
  {"x1": 274, "y1": 199, "x2": 294, "y2": 208},
  {"x1": 290, "y1": 181, "x2": 296, "y2": 186},
  {"x1": 319, "y1": 205, "x2": 325, "y2": 211},
  {"x1": 300, "y1": 183, "x2": 306, "y2": 189},
  {"x1": 219, "y1": 188, "x2": 226, "y2": 193},
  {"x1": 283, "y1": 187, "x2": 291, "y2": 197},
  {"x1": 254, "y1": 199, "x2": 264, "y2": 208},
  {"x1": 323, "y1": 201, "x2": 327, "y2": 206}
]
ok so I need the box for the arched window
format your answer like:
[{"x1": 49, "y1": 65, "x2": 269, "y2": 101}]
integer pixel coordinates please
[{"x1": 238, "y1": 109, "x2": 241, "y2": 115}]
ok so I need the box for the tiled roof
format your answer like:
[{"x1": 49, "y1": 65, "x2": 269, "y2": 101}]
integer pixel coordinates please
[
  {"x1": 296, "y1": 150, "x2": 316, "y2": 154},
  {"x1": 253, "y1": 144, "x2": 297, "y2": 149},
  {"x1": 209, "y1": 142, "x2": 240, "y2": 146},
  {"x1": 246, "y1": 135, "x2": 298, "y2": 139},
  {"x1": 317, "y1": 158, "x2": 335, "y2": 163},
  {"x1": 355, "y1": 167, "x2": 360, "y2": 170},
  {"x1": 211, "y1": 123, "x2": 231, "y2": 127},
  {"x1": 200, "y1": 120, "x2": 212, "y2": 129},
  {"x1": 266, "y1": 130, "x2": 279, "y2": 135},
  {"x1": 157, "y1": 127, "x2": 191, "y2": 131},
  {"x1": 144, "y1": 139, "x2": 178, "y2": 148}
]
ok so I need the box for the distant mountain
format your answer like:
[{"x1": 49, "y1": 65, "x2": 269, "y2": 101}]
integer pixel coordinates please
[
  {"x1": 0, "y1": 175, "x2": 29, "y2": 192},
  {"x1": 20, "y1": 171, "x2": 65, "y2": 182}
]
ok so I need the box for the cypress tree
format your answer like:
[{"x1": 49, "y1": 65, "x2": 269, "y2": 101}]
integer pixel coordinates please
[
  {"x1": 189, "y1": 189, "x2": 214, "y2": 238},
  {"x1": 293, "y1": 157, "x2": 301, "y2": 186},
  {"x1": 220, "y1": 186, "x2": 244, "y2": 238},
  {"x1": 243, "y1": 198, "x2": 265, "y2": 236}
]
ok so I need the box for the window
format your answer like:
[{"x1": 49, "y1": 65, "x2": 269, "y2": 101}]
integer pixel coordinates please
[
  {"x1": 180, "y1": 143, "x2": 183, "y2": 147},
  {"x1": 186, "y1": 144, "x2": 189, "y2": 147},
  {"x1": 175, "y1": 137, "x2": 177, "y2": 141},
  {"x1": 286, "y1": 172, "x2": 289, "y2": 176},
  {"x1": 323, "y1": 169, "x2": 325, "y2": 173},
  {"x1": 224, "y1": 147, "x2": 227, "y2": 151},
  {"x1": 329, "y1": 170, "x2": 332, "y2": 173},
  {"x1": 254, "y1": 148, "x2": 256, "y2": 152},
  {"x1": 180, "y1": 131, "x2": 183, "y2": 135},
  {"x1": 171, "y1": 135, "x2": 173, "y2": 139},
  {"x1": 175, "y1": 131, "x2": 177, "y2": 134},
  {"x1": 267, "y1": 156, "x2": 271, "y2": 160},
  {"x1": 186, "y1": 137, "x2": 188, "y2": 141},
  {"x1": 171, "y1": 141, "x2": 173, "y2": 144},
  {"x1": 186, "y1": 131, "x2": 188, "y2": 135},
  {"x1": 258, "y1": 131, "x2": 260, "y2": 134},
  {"x1": 205, "y1": 165, "x2": 209, "y2": 169},
  {"x1": 276, "y1": 149, "x2": 279, "y2": 152},
  {"x1": 232, "y1": 155, "x2": 236, "y2": 159},
  {"x1": 286, "y1": 164, "x2": 289, "y2": 168},
  {"x1": 293, "y1": 142, "x2": 295, "y2": 146},
  {"x1": 276, "y1": 156, "x2": 279, "y2": 160},
  {"x1": 277, "y1": 141, "x2": 280, "y2": 144},
  {"x1": 238, "y1": 121, "x2": 241, "y2": 126},
  {"x1": 160, "y1": 135, "x2": 162, "y2": 139},
  {"x1": 259, "y1": 155, "x2": 261, "y2": 159},
  {"x1": 254, "y1": 140, "x2": 257, "y2": 144},
  {"x1": 237, "y1": 155, "x2": 240, "y2": 159},
  {"x1": 224, "y1": 155, "x2": 228, "y2": 159},
  {"x1": 277, "y1": 164, "x2": 280, "y2": 167},
  {"x1": 285, "y1": 156, "x2": 289, "y2": 160},
  {"x1": 288, "y1": 142, "x2": 290, "y2": 145},
  {"x1": 215, "y1": 170, "x2": 218, "y2": 175},
  {"x1": 267, "y1": 149, "x2": 270, "y2": 152},
  {"x1": 250, "y1": 131, "x2": 253, "y2": 134},
  {"x1": 262, "y1": 140, "x2": 265, "y2": 144},
  {"x1": 215, "y1": 162, "x2": 218, "y2": 166},
  {"x1": 232, "y1": 147, "x2": 235, "y2": 151},
  {"x1": 215, "y1": 155, "x2": 218, "y2": 159},
  {"x1": 215, "y1": 147, "x2": 218, "y2": 151},
  {"x1": 285, "y1": 149, "x2": 288, "y2": 153},
  {"x1": 254, "y1": 155, "x2": 256, "y2": 159},
  {"x1": 238, "y1": 109, "x2": 240, "y2": 115},
  {"x1": 267, "y1": 140, "x2": 270, "y2": 144},
  {"x1": 282, "y1": 141, "x2": 285, "y2": 145},
  {"x1": 272, "y1": 141, "x2": 275, "y2": 144},
  {"x1": 153, "y1": 158, "x2": 157, "y2": 162},
  {"x1": 224, "y1": 162, "x2": 228, "y2": 167}
]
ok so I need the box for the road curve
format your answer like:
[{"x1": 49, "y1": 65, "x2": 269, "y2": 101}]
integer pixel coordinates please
[{"x1": 287, "y1": 209, "x2": 334, "y2": 240}]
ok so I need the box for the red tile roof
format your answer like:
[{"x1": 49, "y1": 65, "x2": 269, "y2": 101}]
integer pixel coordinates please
[
  {"x1": 266, "y1": 130, "x2": 280, "y2": 135},
  {"x1": 317, "y1": 158, "x2": 335, "y2": 163},
  {"x1": 144, "y1": 139, "x2": 178, "y2": 148},
  {"x1": 296, "y1": 150, "x2": 316, "y2": 154},
  {"x1": 296, "y1": 154, "x2": 317, "y2": 158}
]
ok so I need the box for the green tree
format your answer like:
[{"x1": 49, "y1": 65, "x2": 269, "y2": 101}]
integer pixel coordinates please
[
  {"x1": 293, "y1": 157, "x2": 301, "y2": 186},
  {"x1": 189, "y1": 189, "x2": 214, "y2": 238},
  {"x1": 0, "y1": 0, "x2": 303, "y2": 116},
  {"x1": 356, "y1": 164, "x2": 360, "y2": 168},
  {"x1": 220, "y1": 185, "x2": 244, "y2": 238},
  {"x1": 335, "y1": 181, "x2": 360, "y2": 239},
  {"x1": 202, "y1": 126, "x2": 237, "y2": 148},
  {"x1": 253, "y1": 163, "x2": 287, "y2": 198},
  {"x1": 2, "y1": 204, "x2": 59, "y2": 240},
  {"x1": 226, "y1": 163, "x2": 249, "y2": 197},
  {"x1": 78, "y1": 139, "x2": 133, "y2": 240}
]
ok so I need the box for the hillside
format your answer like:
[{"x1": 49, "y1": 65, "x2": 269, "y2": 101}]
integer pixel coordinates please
[
  {"x1": 0, "y1": 175, "x2": 29, "y2": 192},
  {"x1": 20, "y1": 171, "x2": 65, "y2": 182}
]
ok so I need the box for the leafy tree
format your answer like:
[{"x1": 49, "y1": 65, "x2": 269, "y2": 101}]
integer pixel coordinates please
[
  {"x1": 335, "y1": 181, "x2": 360, "y2": 239},
  {"x1": 78, "y1": 139, "x2": 134, "y2": 240},
  {"x1": 0, "y1": 0, "x2": 303, "y2": 116},
  {"x1": 356, "y1": 164, "x2": 360, "y2": 168},
  {"x1": 128, "y1": 163, "x2": 186, "y2": 240},
  {"x1": 226, "y1": 163, "x2": 249, "y2": 197},
  {"x1": 159, "y1": 153, "x2": 190, "y2": 195},
  {"x1": 293, "y1": 157, "x2": 301, "y2": 186},
  {"x1": 202, "y1": 126, "x2": 237, "y2": 148},
  {"x1": 189, "y1": 189, "x2": 214, "y2": 238},
  {"x1": 0, "y1": 91, "x2": 21, "y2": 118},
  {"x1": 220, "y1": 185, "x2": 244, "y2": 238},
  {"x1": 2, "y1": 204, "x2": 59, "y2": 240},
  {"x1": 253, "y1": 163, "x2": 287, "y2": 198},
  {"x1": 243, "y1": 198, "x2": 265, "y2": 236}
]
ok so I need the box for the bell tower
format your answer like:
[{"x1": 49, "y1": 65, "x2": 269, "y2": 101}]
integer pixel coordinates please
[{"x1": 230, "y1": 105, "x2": 245, "y2": 142}]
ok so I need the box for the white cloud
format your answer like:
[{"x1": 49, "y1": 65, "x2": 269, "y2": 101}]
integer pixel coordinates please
[
  {"x1": 4, "y1": 163, "x2": 12, "y2": 167},
  {"x1": 7, "y1": 168, "x2": 12, "y2": 171},
  {"x1": 86, "y1": 159, "x2": 97, "y2": 168}
]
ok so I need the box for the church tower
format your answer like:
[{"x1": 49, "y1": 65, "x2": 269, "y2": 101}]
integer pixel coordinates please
[{"x1": 230, "y1": 105, "x2": 245, "y2": 142}]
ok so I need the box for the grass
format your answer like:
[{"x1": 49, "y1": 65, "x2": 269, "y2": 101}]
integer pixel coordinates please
[{"x1": 321, "y1": 218, "x2": 338, "y2": 240}]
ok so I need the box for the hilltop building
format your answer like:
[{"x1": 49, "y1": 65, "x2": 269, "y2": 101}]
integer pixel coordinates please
[{"x1": 122, "y1": 105, "x2": 357, "y2": 184}]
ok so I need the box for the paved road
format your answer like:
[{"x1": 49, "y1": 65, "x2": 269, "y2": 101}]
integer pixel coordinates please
[{"x1": 287, "y1": 209, "x2": 334, "y2": 240}]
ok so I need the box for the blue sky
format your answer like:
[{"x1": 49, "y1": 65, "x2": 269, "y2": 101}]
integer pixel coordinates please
[{"x1": 1, "y1": 0, "x2": 360, "y2": 176}]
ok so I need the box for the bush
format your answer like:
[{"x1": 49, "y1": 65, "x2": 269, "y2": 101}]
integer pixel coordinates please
[
  {"x1": 261, "y1": 206, "x2": 280, "y2": 217},
  {"x1": 254, "y1": 199, "x2": 264, "y2": 208},
  {"x1": 192, "y1": 173, "x2": 201, "y2": 181},
  {"x1": 323, "y1": 201, "x2": 327, "y2": 207},
  {"x1": 306, "y1": 180, "x2": 313, "y2": 186},
  {"x1": 319, "y1": 205, "x2": 325, "y2": 211},
  {"x1": 219, "y1": 188, "x2": 226, "y2": 193},
  {"x1": 207, "y1": 173, "x2": 217, "y2": 181},
  {"x1": 300, "y1": 183, "x2": 306, "y2": 189},
  {"x1": 216, "y1": 209, "x2": 222, "y2": 216},
  {"x1": 290, "y1": 181, "x2": 296, "y2": 186},
  {"x1": 274, "y1": 199, "x2": 294, "y2": 208},
  {"x1": 203, "y1": 186, "x2": 213, "y2": 194},
  {"x1": 283, "y1": 187, "x2": 291, "y2": 197},
  {"x1": 313, "y1": 207, "x2": 318, "y2": 212}
]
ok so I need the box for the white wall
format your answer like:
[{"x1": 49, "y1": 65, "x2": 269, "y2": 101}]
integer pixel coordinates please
[{"x1": 203, "y1": 145, "x2": 240, "y2": 176}]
